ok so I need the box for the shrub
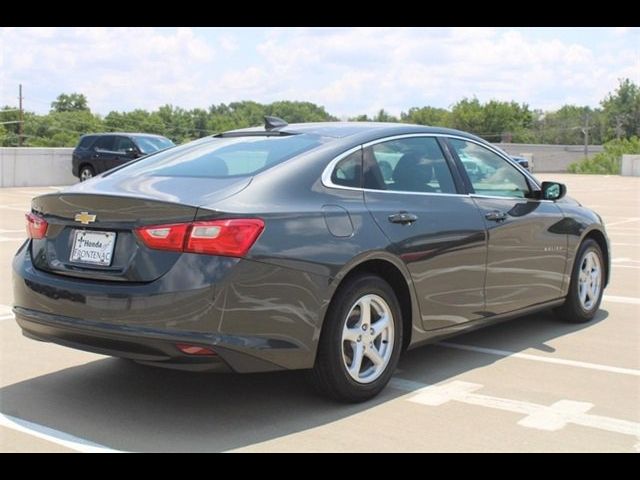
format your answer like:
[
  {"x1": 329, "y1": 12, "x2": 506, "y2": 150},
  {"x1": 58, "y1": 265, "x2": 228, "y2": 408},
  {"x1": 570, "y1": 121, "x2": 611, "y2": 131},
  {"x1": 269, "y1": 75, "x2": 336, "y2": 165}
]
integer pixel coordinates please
[{"x1": 568, "y1": 137, "x2": 640, "y2": 174}]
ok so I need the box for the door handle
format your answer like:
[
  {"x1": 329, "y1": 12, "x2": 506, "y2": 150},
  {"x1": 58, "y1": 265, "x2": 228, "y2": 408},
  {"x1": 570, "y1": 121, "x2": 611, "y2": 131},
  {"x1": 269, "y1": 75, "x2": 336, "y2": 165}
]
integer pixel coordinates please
[
  {"x1": 388, "y1": 212, "x2": 418, "y2": 225},
  {"x1": 485, "y1": 210, "x2": 508, "y2": 222}
]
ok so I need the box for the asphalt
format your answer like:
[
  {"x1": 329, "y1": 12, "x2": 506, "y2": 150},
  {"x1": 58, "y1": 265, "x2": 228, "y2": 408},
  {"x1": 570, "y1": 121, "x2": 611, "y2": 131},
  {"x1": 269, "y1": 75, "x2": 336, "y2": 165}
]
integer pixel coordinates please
[{"x1": 0, "y1": 173, "x2": 638, "y2": 452}]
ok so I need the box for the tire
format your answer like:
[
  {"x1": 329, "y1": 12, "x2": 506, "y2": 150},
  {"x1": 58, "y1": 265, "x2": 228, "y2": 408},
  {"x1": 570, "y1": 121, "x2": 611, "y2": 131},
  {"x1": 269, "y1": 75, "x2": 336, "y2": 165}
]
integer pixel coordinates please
[
  {"x1": 554, "y1": 238, "x2": 605, "y2": 323},
  {"x1": 79, "y1": 165, "x2": 95, "y2": 182},
  {"x1": 310, "y1": 273, "x2": 403, "y2": 403}
]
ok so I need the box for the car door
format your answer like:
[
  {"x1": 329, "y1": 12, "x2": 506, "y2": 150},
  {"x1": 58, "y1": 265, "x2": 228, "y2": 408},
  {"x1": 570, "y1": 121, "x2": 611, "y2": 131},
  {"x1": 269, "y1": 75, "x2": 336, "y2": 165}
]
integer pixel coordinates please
[
  {"x1": 446, "y1": 137, "x2": 567, "y2": 315},
  {"x1": 363, "y1": 135, "x2": 487, "y2": 330},
  {"x1": 92, "y1": 135, "x2": 117, "y2": 173}
]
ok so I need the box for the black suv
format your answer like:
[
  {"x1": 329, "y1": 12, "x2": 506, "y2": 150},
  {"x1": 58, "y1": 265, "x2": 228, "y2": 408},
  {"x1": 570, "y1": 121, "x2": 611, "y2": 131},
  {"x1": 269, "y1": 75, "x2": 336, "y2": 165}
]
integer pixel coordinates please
[{"x1": 72, "y1": 133, "x2": 175, "y2": 181}]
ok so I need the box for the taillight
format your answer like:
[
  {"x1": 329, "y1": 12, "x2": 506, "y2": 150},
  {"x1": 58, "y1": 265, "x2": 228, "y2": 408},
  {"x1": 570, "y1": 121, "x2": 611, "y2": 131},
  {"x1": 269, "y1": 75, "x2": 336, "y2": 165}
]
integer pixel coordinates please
[
  {"x1": 25, "y1": 213, "x2": 48, "y2": 239},
  {"x1": 134, "y1": 223, "x2": 189, "y2": 252},
  {"x1": 135, "y1": 219, "x2": 264, "y2": 257}
]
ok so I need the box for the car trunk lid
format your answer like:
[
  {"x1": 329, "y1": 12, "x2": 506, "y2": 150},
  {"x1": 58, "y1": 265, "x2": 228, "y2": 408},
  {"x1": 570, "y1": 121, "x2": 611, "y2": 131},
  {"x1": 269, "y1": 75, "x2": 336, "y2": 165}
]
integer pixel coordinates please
[{"x1": 29, "y1": 175, "x2": 251, "y2": 282}]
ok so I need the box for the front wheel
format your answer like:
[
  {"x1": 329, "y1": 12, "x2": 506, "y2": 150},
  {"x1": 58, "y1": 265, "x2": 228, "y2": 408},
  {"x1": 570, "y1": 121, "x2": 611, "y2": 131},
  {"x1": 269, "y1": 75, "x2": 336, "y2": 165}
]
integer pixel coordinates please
[
  {"x1": 554, "y1": 238, "x2": 605, "y2": 323},
  {"x1": 310, "y1": 274, "x2": 403, "y2": 403}
]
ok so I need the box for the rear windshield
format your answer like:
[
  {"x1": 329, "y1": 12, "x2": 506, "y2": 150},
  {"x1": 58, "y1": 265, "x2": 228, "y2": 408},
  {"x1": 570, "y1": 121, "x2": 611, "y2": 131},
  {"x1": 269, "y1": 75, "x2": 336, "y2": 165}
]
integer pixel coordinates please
[
  {"x1": 134, "y1": 136, "x2": 175, "y2": 154},
  {"x1": 112, "y1": 134, "x2": 328, "y2": 178}
]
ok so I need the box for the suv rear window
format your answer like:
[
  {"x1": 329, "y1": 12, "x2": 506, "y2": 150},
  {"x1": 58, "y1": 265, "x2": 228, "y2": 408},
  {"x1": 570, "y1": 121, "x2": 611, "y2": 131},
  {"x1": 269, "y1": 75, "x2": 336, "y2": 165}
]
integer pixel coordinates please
[{"x1": 112, "y1": 134, "x2": 329, "y2": 178}]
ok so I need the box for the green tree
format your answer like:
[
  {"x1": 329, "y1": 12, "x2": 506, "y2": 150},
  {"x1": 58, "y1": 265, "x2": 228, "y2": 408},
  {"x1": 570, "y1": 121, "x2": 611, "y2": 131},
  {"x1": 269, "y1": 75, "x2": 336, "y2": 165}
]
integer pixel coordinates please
[
  {"x1": 0, "y1": 106, "x2": 21, "y2": 146},
  {"x1": 600, "y1": 78, "x2": 640, "y2": 140},
  {"x1": 373, "y1": 109, "x2": 398, "y2": 122},
  {"x1": 25, "y1": 110, "x2": 104, "y2": 147},
  {"x1": 400, "y1": 106, "x2": 451, "y2": 127},
  {"x1": 104, "y1": 109, "x2": 166, "y2": 137},
  {"x1": 266, "y1": 101, "x2": 337, "y2": 123},
  {"x1": 450, "y1": 98, "x2": 533, "y2": 142},
  {"x1": 50, "y1": 93, "x2": 90, "y2": 113},
  {"x1": 450, "y1": 98, "x2": 485, "y2": 136}
]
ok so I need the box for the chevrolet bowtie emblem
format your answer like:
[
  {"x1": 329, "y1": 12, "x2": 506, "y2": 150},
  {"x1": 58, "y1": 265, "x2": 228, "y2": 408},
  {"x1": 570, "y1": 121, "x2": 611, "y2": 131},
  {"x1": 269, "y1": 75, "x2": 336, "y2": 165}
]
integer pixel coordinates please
[{"x1": 74, "y1": 212, "x2": 97, "y2": 225}]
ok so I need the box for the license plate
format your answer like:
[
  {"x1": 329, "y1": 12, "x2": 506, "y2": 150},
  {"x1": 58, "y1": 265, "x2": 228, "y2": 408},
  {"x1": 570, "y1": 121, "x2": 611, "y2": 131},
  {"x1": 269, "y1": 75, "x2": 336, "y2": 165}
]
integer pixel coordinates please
[{"x1": 70, "y1": 230, "x2": 116, "y2": 266}]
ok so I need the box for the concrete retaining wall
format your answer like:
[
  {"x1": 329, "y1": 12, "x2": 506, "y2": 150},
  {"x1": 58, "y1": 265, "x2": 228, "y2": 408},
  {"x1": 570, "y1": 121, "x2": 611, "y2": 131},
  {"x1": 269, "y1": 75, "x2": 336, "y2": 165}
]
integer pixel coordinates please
[
  {"x1": 621, "y1": 154, "x2": 640, "y2": 176},
  {"x1": 0, "y1": 148, "x2": 77, "y2": 187},
  {"x1": 0, "y1": 143, "x2": 623, "y2": 187},
  {"x1": 492, "y1": 143, "x2": 604, "y2": 173}
]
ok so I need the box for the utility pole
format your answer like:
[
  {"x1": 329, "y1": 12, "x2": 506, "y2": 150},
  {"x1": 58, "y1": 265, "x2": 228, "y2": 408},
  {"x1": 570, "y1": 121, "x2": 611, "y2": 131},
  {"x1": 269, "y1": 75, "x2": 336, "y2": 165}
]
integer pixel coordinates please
[
  {"x1": 614, "y1": 115, "x2": 624, "y2": 139},
  {"x1": 18, "y1": 84, "x2": 24, "y2": 147},
  {"x1": 581, "y1": 112, "x2": 590, "y2": 158}
]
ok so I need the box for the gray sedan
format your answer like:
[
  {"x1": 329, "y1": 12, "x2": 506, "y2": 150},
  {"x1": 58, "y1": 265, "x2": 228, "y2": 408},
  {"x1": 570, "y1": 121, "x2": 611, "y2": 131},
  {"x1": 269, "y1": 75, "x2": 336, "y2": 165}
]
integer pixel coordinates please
[{"x1": 13, "y1": 118, "x2": 609, "y2": 402}]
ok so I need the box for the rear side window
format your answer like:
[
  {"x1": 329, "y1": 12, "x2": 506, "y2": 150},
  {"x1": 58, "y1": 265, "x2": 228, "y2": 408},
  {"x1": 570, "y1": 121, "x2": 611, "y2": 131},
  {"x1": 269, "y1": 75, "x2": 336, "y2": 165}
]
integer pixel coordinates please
[
  {"x1": 331, "y1": 150, "x2": 362, "y2": 188},
  {"x1": 114, "y1": 134, "x2": 329, "y2": 178},
  {"x1": 77, "y1": 136, "x2": 96, "y2": 149},
  {"x1": 113, "y1": 136, "x2": 136, "y2": 153},
  {"x1": 94, "y1": 136, "x2": 115, "y2": 151}
]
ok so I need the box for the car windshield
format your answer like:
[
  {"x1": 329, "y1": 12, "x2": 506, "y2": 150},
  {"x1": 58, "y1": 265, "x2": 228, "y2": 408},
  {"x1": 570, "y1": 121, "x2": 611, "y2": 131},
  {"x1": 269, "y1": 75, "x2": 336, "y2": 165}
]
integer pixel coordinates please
[
  {"x1": 112, "y1": 133, "x2": 329, "y2": 178},
  {"x1": 135, "y1": 136, "x2": 175, "y2": 154}
]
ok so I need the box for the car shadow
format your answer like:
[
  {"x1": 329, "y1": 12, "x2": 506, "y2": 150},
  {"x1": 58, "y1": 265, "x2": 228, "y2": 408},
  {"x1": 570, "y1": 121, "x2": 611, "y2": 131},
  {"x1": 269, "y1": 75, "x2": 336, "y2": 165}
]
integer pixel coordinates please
[{"x1": 0, "y1": 308, "x2": 608, "y2": 452}]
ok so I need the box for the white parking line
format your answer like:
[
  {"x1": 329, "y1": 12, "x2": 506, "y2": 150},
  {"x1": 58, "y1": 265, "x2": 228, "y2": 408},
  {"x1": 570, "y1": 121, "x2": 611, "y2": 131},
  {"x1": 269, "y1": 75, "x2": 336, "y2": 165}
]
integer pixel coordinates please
[
  {"x1": 403, "y1": 380, "x2": 640, "y2": 437},
  {"x1": 611, "y1": 243, "x2": 640, "y2": 247},
  {"x1": 0, "y1": 236, "x2": 25, "y2": 242},
  {"x1": 0, "y1": 305, "x2": 14, "y2": 321},
  {"x1": 437, "y1": 342, "x2": 640, "y2": 377},
  {"x1": 0, "y1": 413, "x2": 121, "y2": 453},
  {"x1": 606, "y1": 218, "x2": 640, "y2": 227},
  {"x1": 0, "y1": 205, "x2": 29, "y2": 212},
  {"x1": 603, "y1": 295, "x2": 640, "y2": 305}
]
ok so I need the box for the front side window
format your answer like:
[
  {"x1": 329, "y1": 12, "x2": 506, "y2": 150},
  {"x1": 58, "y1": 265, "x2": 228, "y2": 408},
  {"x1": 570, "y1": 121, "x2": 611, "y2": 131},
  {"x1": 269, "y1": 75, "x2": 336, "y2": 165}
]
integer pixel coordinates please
[
  {"x1": 363, "y1": 137, "x2": 457, "y2": 194},
  {"x1": 135, "y1": 136, "x2": 175, "y2": 154},
  {"x1": 449, "y1": 139, "x2": 530, "y2": 198}
]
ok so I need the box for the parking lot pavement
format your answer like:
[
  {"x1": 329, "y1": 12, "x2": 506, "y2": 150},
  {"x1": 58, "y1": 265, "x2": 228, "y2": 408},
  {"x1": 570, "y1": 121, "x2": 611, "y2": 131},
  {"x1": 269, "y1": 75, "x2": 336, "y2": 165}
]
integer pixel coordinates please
[{"x1": 1, "y1": 175, "x2": 638, "y2": 452}]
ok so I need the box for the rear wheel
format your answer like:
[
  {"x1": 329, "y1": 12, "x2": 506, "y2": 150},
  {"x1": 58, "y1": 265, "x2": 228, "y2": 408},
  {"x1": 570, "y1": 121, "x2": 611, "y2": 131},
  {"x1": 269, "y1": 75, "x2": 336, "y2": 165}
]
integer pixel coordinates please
[
  {"x1": 310, "y1": 274, "x2": 402, "y2": 402},
  {"x1": 555, "y1": 238, "x2": 604, "y2": 323},
  {"x1": 79, "y1": 165, "x2": 95, "y2": 181}
]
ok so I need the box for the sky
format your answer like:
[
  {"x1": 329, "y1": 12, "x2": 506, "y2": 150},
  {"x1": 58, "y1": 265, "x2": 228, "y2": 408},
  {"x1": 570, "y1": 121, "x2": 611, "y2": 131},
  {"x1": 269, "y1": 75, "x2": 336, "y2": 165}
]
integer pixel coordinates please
[{"x1": 1, "y1": 27, "x2": 638, "y2": 118}]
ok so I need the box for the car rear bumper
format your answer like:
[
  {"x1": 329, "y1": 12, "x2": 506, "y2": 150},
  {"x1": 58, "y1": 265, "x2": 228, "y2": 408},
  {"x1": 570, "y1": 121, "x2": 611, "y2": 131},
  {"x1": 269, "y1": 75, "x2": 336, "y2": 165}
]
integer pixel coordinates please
[
  {"x1": 12, "y1": 241, "x2": 330, "y2": 372},
  {"x1": 14, "y1": 306, "x2": 283, "y2": 372}
]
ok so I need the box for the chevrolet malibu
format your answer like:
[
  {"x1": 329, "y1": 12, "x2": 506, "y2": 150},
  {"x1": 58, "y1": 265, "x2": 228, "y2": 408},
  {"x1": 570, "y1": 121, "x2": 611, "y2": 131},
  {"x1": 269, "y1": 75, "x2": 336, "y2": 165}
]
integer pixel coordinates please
[{"x1": 13, "y1": 118, "x2": 610, "y2": 402}]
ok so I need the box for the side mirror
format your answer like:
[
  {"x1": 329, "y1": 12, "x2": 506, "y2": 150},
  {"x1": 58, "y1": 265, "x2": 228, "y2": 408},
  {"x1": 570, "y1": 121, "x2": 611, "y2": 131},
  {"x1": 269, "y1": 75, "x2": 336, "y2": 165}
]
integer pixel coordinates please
[
  {"x1": 125, "y1": 148, "x2": 139, "y2": 158},
  {"x1": 541, "y1": 181, "x2": 566, "y2": 200}
]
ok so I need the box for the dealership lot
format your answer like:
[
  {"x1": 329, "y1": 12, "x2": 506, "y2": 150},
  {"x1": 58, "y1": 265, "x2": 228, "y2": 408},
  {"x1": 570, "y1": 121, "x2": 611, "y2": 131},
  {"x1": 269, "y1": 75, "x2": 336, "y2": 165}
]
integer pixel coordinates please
[{"x1": 0, "y1": 173, "x2": 638, "y2": 452}]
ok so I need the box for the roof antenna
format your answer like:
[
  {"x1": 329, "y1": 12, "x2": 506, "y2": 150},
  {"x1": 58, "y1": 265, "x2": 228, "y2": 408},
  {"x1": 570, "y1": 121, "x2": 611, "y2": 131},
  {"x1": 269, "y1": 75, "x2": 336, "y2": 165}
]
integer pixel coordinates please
[{"x1": 264, "y1": 115, "x2": 288, "y2": 131}]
